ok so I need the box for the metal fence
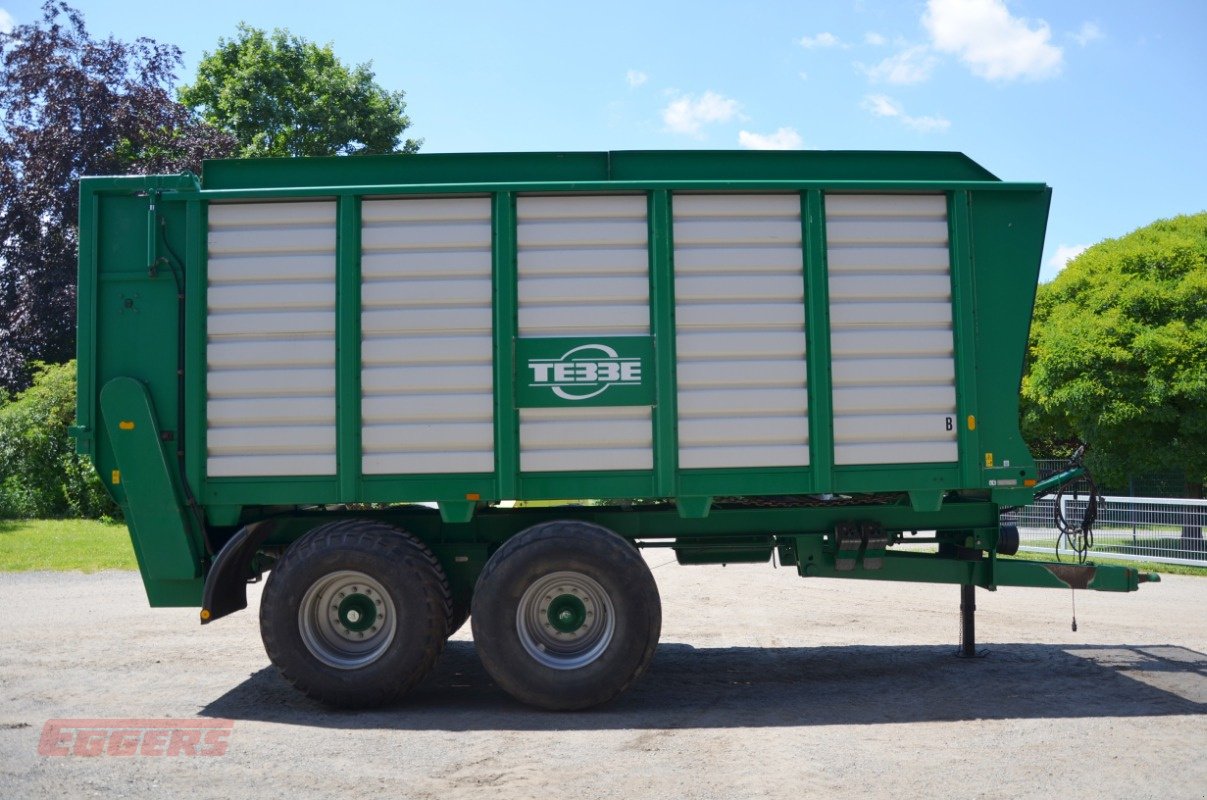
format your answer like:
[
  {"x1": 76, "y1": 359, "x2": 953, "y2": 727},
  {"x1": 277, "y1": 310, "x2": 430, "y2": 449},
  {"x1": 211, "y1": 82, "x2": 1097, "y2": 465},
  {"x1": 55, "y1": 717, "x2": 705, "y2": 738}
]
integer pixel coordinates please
[
  {"x1": 1006, "y1": 494, "x2": 1207, "y2": 567},
  {"x1": 1034, "y1": 458, "x2": 1192, "y2": 499}
]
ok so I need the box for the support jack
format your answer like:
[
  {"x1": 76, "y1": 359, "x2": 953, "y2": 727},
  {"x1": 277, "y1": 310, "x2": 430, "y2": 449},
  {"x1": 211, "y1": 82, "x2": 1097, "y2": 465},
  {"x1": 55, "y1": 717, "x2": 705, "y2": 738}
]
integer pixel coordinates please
[{"x1": 956, "y1": 583, "x2": 988, "y2": 659}]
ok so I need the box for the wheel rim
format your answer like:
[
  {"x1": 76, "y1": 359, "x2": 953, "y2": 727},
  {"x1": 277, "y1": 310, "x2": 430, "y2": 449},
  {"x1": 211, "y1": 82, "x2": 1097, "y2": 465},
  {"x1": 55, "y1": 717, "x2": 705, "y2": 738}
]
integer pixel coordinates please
[
  {"x1": 516, "y1": 571, "x2": 615, "y2": 670},
  {"x1": 298, "y1": 570, "x2": 397, "y2": 669}
]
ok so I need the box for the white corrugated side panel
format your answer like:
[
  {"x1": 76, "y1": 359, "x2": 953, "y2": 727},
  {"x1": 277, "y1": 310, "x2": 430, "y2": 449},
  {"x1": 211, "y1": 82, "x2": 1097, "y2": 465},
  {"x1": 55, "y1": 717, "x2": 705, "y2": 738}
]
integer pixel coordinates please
[
  {"x1": 826, "y1": 194, "x2": 958, "y2": 465},
  {"x1": 674, "y1": 194, "x2": 809, "y2": 469},
  {"x1": 361, "y1": 197, "x2": 494, "y2": 475},
  {"x1": 206, "y1": 202, "x2": 337, "y2": 477},
  {"x1": 517, "y1": 195, "x2": 652, "y2": 472}
]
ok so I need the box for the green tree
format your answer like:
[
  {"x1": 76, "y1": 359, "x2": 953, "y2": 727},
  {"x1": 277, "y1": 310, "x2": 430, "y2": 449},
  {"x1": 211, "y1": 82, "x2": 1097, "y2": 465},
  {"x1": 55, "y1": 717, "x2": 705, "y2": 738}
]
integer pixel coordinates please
[
  {"x1": 180, "y1": 24, "x2": 420, "y2": 158},
  {"x1": 1022, "y1": 213, "x2": 1207, "y2": 499},
  {"x1": 0, "y1": 361, "x2": 118, "y2": 519}
]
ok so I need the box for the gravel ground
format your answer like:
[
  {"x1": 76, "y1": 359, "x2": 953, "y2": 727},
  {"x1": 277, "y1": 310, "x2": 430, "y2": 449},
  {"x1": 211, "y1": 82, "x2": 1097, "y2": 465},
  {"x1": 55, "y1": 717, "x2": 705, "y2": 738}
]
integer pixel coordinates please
[{"x1": 1, "y1": 557, "x2": 1204, "y2": 800}]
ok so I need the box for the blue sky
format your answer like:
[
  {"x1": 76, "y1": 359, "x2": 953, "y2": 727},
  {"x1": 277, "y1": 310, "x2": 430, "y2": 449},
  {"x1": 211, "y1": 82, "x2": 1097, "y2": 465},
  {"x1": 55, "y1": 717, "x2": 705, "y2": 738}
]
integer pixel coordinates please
[{"x1": 3, "y1": 0, "x2": 1204, "y2": 282}]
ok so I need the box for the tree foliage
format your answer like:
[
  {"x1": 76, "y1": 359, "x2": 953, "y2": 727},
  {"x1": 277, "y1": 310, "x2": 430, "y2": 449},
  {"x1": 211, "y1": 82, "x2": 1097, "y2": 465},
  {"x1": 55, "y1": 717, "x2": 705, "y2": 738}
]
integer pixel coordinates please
[
  {"x1": 1022, "y1": 213, "x2": 1207, "y2": 495},
  {"x1": 180, "y1": 24, "x2": 420, "y2": 158},
  {"x1": 0, "y1": 361, "x2": 118, "y2": 519},
  {"x1": 0, "y1": 1, "x2": 235, "y2": 392}
]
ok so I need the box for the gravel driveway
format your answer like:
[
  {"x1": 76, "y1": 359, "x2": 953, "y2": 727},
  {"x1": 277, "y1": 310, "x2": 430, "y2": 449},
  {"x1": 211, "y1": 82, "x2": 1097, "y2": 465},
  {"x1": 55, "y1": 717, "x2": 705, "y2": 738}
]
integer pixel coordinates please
[{"x1": 1, "y1": 558, "x2": 1204, "y2": 799}]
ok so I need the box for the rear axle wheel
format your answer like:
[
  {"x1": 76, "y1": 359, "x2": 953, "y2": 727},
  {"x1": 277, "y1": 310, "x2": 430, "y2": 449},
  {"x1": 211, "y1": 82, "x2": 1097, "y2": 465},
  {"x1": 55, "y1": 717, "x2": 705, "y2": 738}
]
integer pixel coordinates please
[{"x1": 471, "y1": 520, "x2": 661, "y2": 710}]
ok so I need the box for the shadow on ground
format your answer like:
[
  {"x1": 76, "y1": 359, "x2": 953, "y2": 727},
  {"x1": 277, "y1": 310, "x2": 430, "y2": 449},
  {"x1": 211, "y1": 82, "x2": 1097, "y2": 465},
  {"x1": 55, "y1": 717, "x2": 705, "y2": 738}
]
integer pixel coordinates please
[{"x1": 200, "y1": 640, "x2": 1206, "y2": 731}]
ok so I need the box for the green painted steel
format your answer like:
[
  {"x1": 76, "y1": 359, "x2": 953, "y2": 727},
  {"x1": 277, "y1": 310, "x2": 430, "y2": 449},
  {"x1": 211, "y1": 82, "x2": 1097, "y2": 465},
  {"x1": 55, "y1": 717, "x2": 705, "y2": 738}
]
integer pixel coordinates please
[
  {"x1": 336, "y1": 195, "x2": 364, "y2": 501},
  {"x1": 802, "y1": 189, "x2": 834, "y2": 493},
  {"x1": 99, "y1": 377, "x2": 204, "y2": 606},
  {"x1": 649, "y1": 190, "x2": 678, "y2": 497},
  {"x1": 73, "y1": 148, "x2": 1138, "y2": 616},
  {"x1": 200, "y1": 150, "x2": 1001, "y2": 191},
  {"x1": 491, "y1": 193, "x2": 519, "y2": 499}
]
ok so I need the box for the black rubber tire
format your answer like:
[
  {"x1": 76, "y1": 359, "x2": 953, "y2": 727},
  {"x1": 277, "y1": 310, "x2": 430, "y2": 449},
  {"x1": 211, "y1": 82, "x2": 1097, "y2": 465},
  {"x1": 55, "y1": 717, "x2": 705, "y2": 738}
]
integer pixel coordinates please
[
  {"x1": 259, "y1": 519, "x2": 451, "y2": 708},
  {"x1": 470, "y1": 520, "x2": 661, "y2": 710}
]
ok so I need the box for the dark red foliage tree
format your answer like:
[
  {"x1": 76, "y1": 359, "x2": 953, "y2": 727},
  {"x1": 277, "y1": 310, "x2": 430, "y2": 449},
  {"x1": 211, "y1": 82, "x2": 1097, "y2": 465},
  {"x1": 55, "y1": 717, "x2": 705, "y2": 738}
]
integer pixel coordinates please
[{"x1": 0, "y1": 2, "x2": 234, "y2": 391}]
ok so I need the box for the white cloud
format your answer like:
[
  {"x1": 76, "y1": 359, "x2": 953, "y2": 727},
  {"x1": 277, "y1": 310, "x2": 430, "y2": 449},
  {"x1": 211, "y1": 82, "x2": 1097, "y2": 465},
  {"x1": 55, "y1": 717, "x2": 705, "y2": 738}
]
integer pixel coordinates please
[
  {"x1": 900, "y1": 113, "x2": 951, "y2": 133},
  {"x1": 858, "y1": 44, "x2": 938, "y2": 84},
  {"x1": 626, "y1": 70, "x2": 648, "y2": 88},
  {"x1": 923, "y1": 0, "x2": 1063, "y2": 81},
  {"x1": 0, "y1": 9, "x2": 15, "y2": 34},
  {"x1": 661, "y1": 91, "x2": 741, "y2": 137},
  {"x1": 1071, "y1": 22, "x2": 1103, "y2": 46},
  {"x1": 798, "y1": 71, "x2": 809, "y2": 81},
  {"x1": 861, "y1": 94, "x2": 951, "y2": 133},
  {"x1": 863, "y1": 94, "x2": 903, "y2": 118},
  {"x1": 1047, "y1": 243, "x2": 1088, "y2": 270},
  {"x1": 738, "y1": 127, "x2": 804, "y2": 150},
  {"x1": 800, "y1": 32, "x2": 842, "y2": 48},
  {"x1": 865, "y1": 32, "x2": 887, "y2": 46}
]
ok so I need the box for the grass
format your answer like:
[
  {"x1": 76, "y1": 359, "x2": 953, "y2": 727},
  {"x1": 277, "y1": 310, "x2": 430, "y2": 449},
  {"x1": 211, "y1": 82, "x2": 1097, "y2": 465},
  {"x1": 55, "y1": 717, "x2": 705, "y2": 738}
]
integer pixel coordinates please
[{"x1": 0, "y1": 518, "x2": 136, "y2": 572}]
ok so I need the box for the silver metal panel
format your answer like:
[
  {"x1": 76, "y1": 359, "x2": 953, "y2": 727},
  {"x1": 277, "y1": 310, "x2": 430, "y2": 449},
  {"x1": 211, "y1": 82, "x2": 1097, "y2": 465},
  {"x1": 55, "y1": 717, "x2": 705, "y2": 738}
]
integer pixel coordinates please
[
  {"x1": 830, "y1": 357, "x2": 955, "y2": 386},
  {"x1": 517, "y1": 195, "x2": 653, "y2": 472},
  {"x1": 677, "y1": 359, "x2": 808, "y2": 388},
  {"x1": 829, "y1": 273, "x2": 952, "y2": 301},
  {"x1": 360, "y1": 197, "x2": 494, "y2": 475},
  {"x1": 519, "y1": 247, "x2": 647, "y2": 276},
  {"x1": 826, "y1": 246, "x2": 951, "y2": 272},
  {"x1": 207, "y1": 254, "x2": 334, "y2": 284},
  {"x1": 832, "y1": 385, "x2": 958, "y2": 414},
  {"x1": 358, "y1": 278, "x2": 492, "y2": 308},
  {"x1": 673, "y1": 245, "x2": 803, "y2": 273},
  {"x1": 362, "y1": 364, "x2": 492, "y2": 395},
  {"x1": 361, "y1": 334, "x2": 492, "y2": 365},
  {"x1": 362, "y1": 393, "x2": 493, "y2": 423},
  {"x1": 677, "y1": 330, "x2": 806, "y2": 360},
  {"x1": 362, "y1": 451, "x2": 493, "y2": 475},
  {"x1": 673, "y1": 193, "x2": 809, "y2": 469},
  {"x1": 207, "y1": 397, "x2": 335, "y2": 426},
  {"x1": 675, "y1": 302, "x2": 804, "y2": 329},
  {"x1": 516, "y1": 194, "x2": 649, "y2": 338},
  {"x1": 518, "y1": 407, "x2": 654, "y2": 472},
  {"x1": 835, "y1": 441, "x2": 957, "y2": 465},
  {"x1": 361, "y1": 249, "x2": 492, "y2": 279},
  {"x1": 207, "y1": 340, "x2": 334, "y2": 370},
  {"x1": 827, "y1": 193, "x2": 957, "y2": 465},
  {"x1": 208, "y1": 454, "x2": 338, "y2": 478},
  {"x1": 207, "y1": 311, "x2": 336, "y2": 338},
  {"x1": 677, "y1": 387, "x2": 809, "y2": 417},
  {"x1": 361, "y1": 221, "x2": 493, "y2": 251},
  {"x1": 517, "y1": 304, "x2": 651, "y2": 336},
  {"x1": 207, "y1": 367, "x2": 335, "y2": 398},
  {"x1": 831, "y1": 329, "x2": 955, "y2": 358},
  {"x1": 206, "y1": 201, "x2": 337, "y2": 477}
]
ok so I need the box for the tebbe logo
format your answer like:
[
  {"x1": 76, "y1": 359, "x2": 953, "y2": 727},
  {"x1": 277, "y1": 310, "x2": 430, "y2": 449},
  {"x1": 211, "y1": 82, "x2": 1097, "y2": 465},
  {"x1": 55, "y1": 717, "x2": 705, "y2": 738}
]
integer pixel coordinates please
[
  {"x1": 38, "y1": 719, "x2": 234, "y2": 757},
  {"x1": 527, "y1": 343, "x2": 642, "y2": 401}
]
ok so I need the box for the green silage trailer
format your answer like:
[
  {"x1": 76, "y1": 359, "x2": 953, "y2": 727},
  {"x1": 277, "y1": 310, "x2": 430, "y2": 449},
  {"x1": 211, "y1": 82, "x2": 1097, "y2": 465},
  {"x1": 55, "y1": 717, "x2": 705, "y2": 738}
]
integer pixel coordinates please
[{"x1": 74, "y1": 150, "x2": 1155, "y2": 710}]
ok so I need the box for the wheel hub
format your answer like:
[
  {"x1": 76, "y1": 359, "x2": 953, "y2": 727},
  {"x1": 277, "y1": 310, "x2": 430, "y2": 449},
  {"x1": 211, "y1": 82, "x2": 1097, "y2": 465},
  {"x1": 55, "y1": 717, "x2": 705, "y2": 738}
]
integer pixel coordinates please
[
  {"x1": 546, "y1": 593, "x2": 588, "y2": 634},
  {"x1": 337, "y1": 593, "x2": 378, "y2": 632}
]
